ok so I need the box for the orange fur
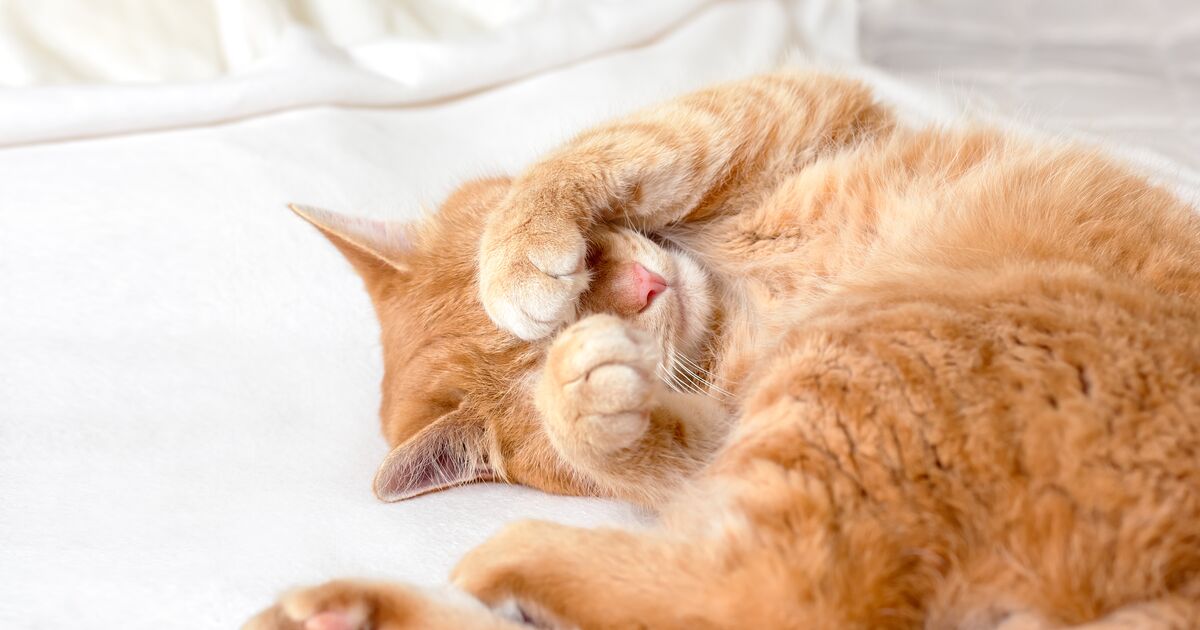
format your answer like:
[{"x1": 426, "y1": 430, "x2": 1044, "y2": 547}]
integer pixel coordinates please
[{"x1": 249, "y1": 72, "x2": 1200, "y2": 629}]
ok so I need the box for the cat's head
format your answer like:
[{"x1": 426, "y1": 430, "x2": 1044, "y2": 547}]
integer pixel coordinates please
[{"x1": 293, "y1": 177, "x2": 714, "y2": 500}]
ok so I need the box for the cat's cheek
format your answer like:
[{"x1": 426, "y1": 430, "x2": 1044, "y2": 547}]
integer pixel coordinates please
[{"x1": 627, "y1": 247, "x2": 709, "y2": 360}]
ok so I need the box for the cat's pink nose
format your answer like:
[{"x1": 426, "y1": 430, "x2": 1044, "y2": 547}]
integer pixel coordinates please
[{"x1": 630, "y1": 262, "x2": 668, "y2": 312}]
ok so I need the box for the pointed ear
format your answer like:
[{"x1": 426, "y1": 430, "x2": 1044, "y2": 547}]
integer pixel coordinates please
[
  {"x1": 288, "y1": 203, "x2": 413, "y2": 281},
  {"x1": 372, "y1": 409, "x2": 492, "y2": 501}
]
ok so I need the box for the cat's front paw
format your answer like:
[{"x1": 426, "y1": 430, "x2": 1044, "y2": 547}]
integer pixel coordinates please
[
  {"x1": 244, "y1": 581, "x2": 372, "y2": 630},
  {"x1": 451, "y1": 520, "x2": 558, "y2": 606},
  {"x1": 478, "y1": 196, "x2": 588, "y2": 341},
  {"x1": 245, "y1": 579, "x2": 535, "y2": 630},
  {"x1": 537, "y1": 314, "x2": 661, "y2": 454},
  {"x1": 244, "y1": 580, "x2": 458, "y2": 628}
]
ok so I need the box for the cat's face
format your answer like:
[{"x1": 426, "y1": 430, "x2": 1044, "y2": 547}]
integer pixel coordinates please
[
  {"x1": 580, "y1": 228, "x2": 714, "y2": 365},
  {"x1": 293, "y1": 178, "x2": 715, "y2": 500}
]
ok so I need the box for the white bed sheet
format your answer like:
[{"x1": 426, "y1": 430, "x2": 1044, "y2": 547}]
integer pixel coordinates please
[{"x1": 0, "y1": 1, "x2": 851, "y2": 628}]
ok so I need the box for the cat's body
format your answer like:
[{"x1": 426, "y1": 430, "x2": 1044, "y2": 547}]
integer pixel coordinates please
[{"x1": 248, "y1": 73, "x2": 1200, "y2": 629}]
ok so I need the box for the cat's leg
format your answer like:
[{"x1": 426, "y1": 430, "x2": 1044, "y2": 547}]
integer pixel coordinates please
[
  {"x1": 1071, "y1": 596, "x2": 1200, "y2": 629},
  {"x1": 243, "y1": 579, "x2": 528, "y2": 630},
  {"x1": 479, "y1": 72, "x2": 893, "y2": 340},
  {"x1": 450, "y1": 478, "x2": 925, "y2": 629},
  {"x1": 988, "y1": 596, "x2": 1200, "y2": 629},
  {"x1": 534, "y1": 313, "x2": 726, "y2": 505},
  {"x1": 451, "y1": 519, "x2": 739, "y2": 630}
]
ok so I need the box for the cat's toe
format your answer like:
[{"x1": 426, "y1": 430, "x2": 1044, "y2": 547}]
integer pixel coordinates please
[
  {"x1": 452, "y1": 520, "x2": 551, "y2": 605},
  {"x1": 244, "y1": 581, "x2": 377, "y2": 630},
  {"x1": 243, "y1": 603, "x2": 304, "y2": 630},
  {"x1": 279, "y1": 588, "x2": 370, "y2": 630},
  {"x1": 299, "y1": 611, "x2": 362, "y2": 630},
  {"x1": 479, "y1": 216, "x2": 588, "y2": 340},
  {"x1": 579, "y1": 409, "x2": 649, "y2": 452},
  {"x1": 552, "y1": 314, "x2": 660, "y2": 382}
]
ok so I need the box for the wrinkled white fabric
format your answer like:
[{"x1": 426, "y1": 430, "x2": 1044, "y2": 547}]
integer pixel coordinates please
[
  {"x1": 0, "y1": 0, "x2": 857, "y2": 147},
  {"x1": 0, "y1": 0, "x2": 574, "y2": 85}
]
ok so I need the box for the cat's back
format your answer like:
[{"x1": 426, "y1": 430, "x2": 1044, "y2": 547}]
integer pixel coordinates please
[
  {"x1": 699, "y1": 125, "x2": 1200, "y2": 312},
  {"x1": 849, "y1": 126, "x2": 1200, "y2": 301},
  {"x1": 727, "y1": 123, "x2": 1200, "y2": 473}
]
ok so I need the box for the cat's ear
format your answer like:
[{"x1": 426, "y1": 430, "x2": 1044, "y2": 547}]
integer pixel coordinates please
[
  {"x1": 288, "y1": 203, "x2": 413, "y2": 279},
  {"x1": 372, "y1": 409, "x2": 492, "y2": 501}
]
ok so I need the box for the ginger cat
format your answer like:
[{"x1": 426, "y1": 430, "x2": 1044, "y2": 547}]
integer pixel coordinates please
[{"x1": 247, "y1": 72, "x2": 1200, "y2": 629}]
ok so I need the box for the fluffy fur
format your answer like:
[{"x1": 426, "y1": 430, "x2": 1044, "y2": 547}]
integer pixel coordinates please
[{"x1": 246, "y1": 72, "x2": 1200, "y2": 629}]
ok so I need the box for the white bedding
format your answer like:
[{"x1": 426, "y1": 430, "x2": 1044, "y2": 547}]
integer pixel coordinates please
[{"x1": 3, "y1": 1, "x2": 1198, "y2": 628}]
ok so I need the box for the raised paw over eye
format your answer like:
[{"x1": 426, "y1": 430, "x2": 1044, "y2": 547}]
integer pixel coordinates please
[{"x1": 478, "y1": 204, "x2": 589, "y2": 341}]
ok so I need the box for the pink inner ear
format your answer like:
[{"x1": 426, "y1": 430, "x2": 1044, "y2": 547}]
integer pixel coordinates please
[
  {"x1": 289, "y1": 203, "x2": 412, "y2": 264},
  {"x1": 372, "y1": 412, "x2": 490, "y2": 501}
]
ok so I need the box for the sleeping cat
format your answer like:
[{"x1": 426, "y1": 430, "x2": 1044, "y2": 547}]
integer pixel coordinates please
[{"x1": 247, "y1": 72, "x2": 1200, "y2": 629}]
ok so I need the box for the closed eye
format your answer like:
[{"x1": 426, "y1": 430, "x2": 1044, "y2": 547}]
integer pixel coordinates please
[
  {"x1": 644, "y1": 231, "x2": 682, "y2": 253},
  {"x1": 585, "y1": 243, "x2": 605, "y2": 269}
]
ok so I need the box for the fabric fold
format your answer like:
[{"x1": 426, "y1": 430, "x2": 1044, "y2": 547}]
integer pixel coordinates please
[{"x1": 0, "y1": 0, "x2": 863, "y2": 147}]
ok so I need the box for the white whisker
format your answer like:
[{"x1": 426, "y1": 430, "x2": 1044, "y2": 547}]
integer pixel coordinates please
[
  {"x1": 656, "y1": 366, "x2": 684, "y2": 394},
  {"x1": 676, "y1": 366, "x2": 728, "y2": 401},
  {"x1": 675, "y1": 360, "x2": 733, "y2": 400},
  {"x1": 662, "y1": 349, "x2": 705, "y2": 396},
  {"x1": 656, "y1": 357, "x2": 686, "y2": 394},
  {"x1": 666, "y1": 365, "x2": 704, "y2": 396},
  {"x1": 673, "y1": 352, "x2": 736, "y2": 398},
  {"x1": 673, "y1": 352, "x2": 717, "y2": 377},
  {"x1": 682, "y1": 367, "x2": 730, "y2": 400}
]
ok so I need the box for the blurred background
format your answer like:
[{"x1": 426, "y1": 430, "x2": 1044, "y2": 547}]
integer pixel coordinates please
[{"x1": 2, "y1": 1, "x2": 1198, "y2": 628}]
